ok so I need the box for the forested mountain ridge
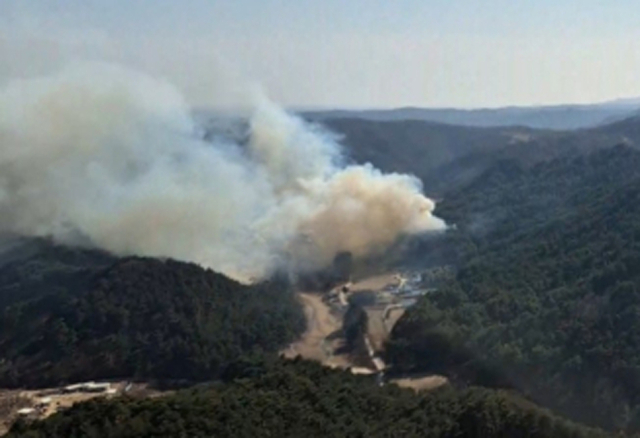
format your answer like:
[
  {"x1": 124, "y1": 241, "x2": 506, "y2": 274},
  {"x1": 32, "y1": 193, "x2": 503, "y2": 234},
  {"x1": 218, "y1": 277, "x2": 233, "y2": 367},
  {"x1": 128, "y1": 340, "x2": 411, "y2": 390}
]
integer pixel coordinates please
[
  {"x1": 0, "y1": 244, "x2": 305, "y2": 388},
  {"x1": 323, "y1": 115, "x2": 640, "y2": 194},
  {"x1": 197, "y1": 109, "x2": 640, "y2": 194},
  {"x1": 387, "y1": 145, "x2": 640, "y2": 431},
  {"x1": 323, "y1": 117, "x2": 548, "y2": 193},
  {"x1": 303, "y1": 101, "x2": 640, "y2": 130},
  {"x1": 5, "y1": 358, "x2": 612, "y2": 438}
]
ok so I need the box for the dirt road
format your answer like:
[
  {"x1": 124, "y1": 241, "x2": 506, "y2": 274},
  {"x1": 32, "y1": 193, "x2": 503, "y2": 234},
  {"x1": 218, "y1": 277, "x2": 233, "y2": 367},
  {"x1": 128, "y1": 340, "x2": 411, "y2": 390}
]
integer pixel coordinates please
[{"x1": 281, "y1": 293, "x2": 351, "y2": 368}]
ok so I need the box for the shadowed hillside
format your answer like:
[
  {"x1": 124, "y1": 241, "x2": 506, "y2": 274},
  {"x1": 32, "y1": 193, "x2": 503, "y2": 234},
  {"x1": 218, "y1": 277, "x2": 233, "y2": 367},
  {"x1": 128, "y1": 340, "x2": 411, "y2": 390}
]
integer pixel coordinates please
[
  {"x1": 0, "y1": 242, "x2": 305, "y2": 388},
  {"x1": 321, "y1": 115, "x2": 640, "y2": 194}
]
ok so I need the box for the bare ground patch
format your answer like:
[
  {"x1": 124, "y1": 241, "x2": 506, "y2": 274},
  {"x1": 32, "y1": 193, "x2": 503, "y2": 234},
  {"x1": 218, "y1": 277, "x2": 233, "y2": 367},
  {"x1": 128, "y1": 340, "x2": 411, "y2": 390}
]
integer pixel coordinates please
[{"x1": 392, "y1": 374, "x2": 449, "y2": 392}]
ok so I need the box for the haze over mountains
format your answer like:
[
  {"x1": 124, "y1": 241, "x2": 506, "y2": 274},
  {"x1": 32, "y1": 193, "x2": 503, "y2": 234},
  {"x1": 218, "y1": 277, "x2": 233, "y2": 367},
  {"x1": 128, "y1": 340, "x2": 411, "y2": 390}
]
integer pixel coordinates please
[
  {"x1": 315, "y1": 111, "x2": 640, "y2": 196},
  {"x1": 319, "y1": 99, "x2": 640, "y2": 129},
  {"x1": 196, "y1": 100, "x2": 640, "y2": 197},
  {"x1": 304, "y1": 98, "x2": 640, "y2": 130}
]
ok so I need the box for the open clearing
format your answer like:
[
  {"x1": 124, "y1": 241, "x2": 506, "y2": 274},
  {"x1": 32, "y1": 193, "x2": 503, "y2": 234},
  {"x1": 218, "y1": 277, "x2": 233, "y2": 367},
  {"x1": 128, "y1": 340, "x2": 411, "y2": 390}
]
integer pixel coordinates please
[
  {"x1": 281, "y1": 292, "x2": 351, "y2": 368},
  {"x1": 392, "y1": 374, "x2": 449, "y2": 392},
  {"x1": 0, "y1": 382, "x2": 165, "y2": 434},
  {"x1": 283, "y1": 273, "x2": 448, "y2": 390},
  {"x1": 349, "y1": 273, "x2": 397, "y2": 292}
]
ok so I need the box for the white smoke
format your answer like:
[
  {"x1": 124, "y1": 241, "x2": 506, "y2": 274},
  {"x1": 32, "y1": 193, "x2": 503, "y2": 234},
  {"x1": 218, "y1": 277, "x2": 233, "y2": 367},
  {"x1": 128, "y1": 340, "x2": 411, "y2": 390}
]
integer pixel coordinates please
[{"x1": 0, "y1": 63, "x2": 445, "y2": 281}]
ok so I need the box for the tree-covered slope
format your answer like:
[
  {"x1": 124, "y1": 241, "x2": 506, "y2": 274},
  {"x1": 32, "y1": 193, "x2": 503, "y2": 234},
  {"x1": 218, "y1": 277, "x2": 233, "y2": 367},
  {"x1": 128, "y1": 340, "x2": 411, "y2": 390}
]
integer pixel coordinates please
[
  {"x1": 387, "y1": 145, "x2": 640, "y2": 431},
  {"x1": 0, "y1": 244, "x2": 305, "y2": 388},
  {"x1": 320, "y1": 114, "x2": 640, "y2": 195},
  {"x1": 5, "y1": 358, "x2": 610, "y2": 438}
]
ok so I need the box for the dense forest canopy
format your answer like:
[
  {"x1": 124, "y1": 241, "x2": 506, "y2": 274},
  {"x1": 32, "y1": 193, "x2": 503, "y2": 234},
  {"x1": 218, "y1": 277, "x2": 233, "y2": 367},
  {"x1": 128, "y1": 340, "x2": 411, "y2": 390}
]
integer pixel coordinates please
[
  {"x1": 0, "y1": 242, "x2": 305, "y2": 388},
  {"x1": 5, "y1": 358, "x2": 611, "y2": 438},
  {"x1": 387, "y1": 145, "x2": 640, "y2": 431}
]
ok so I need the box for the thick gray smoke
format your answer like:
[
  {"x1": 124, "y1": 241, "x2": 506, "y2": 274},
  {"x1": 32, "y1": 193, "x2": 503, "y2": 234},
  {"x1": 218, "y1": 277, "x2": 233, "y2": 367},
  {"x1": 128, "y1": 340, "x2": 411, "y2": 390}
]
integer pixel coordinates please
[{"x1": 0, "y1": 63, "x2": 445, "y2": 281}]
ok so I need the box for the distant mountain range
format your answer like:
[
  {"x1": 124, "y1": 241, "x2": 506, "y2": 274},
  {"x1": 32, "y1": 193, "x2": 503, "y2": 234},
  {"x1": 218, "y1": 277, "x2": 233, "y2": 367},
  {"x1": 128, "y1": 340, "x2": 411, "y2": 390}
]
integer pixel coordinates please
[
  {"x1": 318, "y1": 112, "x2": 640, "y2": 195},
  {"x1": 303, "y1": 99, "x2": 640, "y2": 130},
  {"x1": 195, "y1": 103, "x2": 640, "y2": 195}
]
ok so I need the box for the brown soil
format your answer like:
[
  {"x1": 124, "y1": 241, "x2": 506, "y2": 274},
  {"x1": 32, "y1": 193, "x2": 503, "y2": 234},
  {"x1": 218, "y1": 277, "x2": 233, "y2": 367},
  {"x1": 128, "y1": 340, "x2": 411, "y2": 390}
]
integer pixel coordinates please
[
  {"x1": 365, "y1": 308, "x2": 388, "y2": 352},
  {"x1": 385, "y1": 307, "x2": 405, "y2": 329},
  {"x1": 281, "y1": 293, "x2": 351, "y2": 368},
  {"x1": 349, "y1": 273, "x2": 397, "y2": 292}
]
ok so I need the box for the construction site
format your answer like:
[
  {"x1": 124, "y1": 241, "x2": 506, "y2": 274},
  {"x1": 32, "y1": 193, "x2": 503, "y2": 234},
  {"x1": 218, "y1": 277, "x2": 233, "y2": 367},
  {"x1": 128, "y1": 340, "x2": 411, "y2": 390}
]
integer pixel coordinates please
[{"x1": 282, "y1": 269, "x2": 448, "y2": 391}]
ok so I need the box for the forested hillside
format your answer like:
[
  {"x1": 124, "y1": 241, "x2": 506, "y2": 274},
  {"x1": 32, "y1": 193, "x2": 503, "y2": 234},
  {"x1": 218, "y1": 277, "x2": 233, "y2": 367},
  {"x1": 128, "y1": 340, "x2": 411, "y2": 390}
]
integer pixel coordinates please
[
  {"x1": 324, "y1": 115, "x2": 640, "y2": 194},
  {"x1": 387, "y1": 145, "x2": 640, "y2": 431},
  {"x1": 5, "y1": 358, "x2": 610, "y2": 438},
  {"x1": 0, "y1": 243, "x2": 305, "y2": 388}
]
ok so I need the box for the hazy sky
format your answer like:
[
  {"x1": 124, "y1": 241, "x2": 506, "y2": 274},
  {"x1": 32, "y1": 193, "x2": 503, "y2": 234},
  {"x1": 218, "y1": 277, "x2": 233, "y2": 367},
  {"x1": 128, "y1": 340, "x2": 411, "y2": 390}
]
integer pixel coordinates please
[{"x1": 2, "y1": 0, "x2": 640, "y2": 108}]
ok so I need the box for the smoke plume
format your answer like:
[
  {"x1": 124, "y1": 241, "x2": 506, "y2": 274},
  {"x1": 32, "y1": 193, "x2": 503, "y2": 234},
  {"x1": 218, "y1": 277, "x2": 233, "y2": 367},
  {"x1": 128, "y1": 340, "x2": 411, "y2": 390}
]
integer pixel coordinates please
[{"x1": 0, "y1": 63, "x2": 445, "y2": 281}]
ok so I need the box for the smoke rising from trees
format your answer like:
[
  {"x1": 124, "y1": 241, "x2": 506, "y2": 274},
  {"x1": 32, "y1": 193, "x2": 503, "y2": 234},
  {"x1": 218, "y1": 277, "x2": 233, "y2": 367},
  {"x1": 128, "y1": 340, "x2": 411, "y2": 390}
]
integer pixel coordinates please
[{"x1": 0, "y1": 63, "x2": 445, "y2": 281}]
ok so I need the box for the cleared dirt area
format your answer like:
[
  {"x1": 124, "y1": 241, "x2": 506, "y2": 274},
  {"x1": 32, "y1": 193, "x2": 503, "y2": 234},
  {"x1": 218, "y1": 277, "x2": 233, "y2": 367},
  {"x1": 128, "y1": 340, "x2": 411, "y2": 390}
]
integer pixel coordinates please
[
  {"x1": 384, "y1": 307, "x2": 405, "y2": 333},
  {"x1": 0, "y1": 392, "x2": 30, "y2": 436},
  {"x1": 281, "y1": 292, "x2": 351, "y2": 368},
  {"x1": 283, "y1": 273, "x2": 409, "y2": 368},
  {"x1": 392, "y1": 375, "x2": 449, "y2": 392},
  {"x1": 283, "y1": 276, "x2": 447, "y2": 392},
  {"x1": 349, "y1": 273, "x2": 397, "y2": 292},
  {"x1": 0, "y1": 382, "x2": 166, "y2": 434}
]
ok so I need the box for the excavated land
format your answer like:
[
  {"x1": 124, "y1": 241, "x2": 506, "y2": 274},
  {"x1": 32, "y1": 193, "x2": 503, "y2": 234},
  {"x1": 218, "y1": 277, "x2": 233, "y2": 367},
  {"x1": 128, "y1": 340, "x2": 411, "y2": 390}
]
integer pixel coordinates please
[
  {"x1": 281, "y1": 292, "x2": 351, "y2": 368},
  {"x1": 283, "y1": 272, "x2": 447, "y2": 392}
]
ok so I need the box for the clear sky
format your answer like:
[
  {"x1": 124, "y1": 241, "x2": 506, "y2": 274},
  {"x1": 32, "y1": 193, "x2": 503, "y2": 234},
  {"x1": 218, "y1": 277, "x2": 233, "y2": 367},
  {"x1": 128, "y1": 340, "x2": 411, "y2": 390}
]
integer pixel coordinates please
[{"x1": 1, "y1": 0, "x2": 640, "y2": 108}]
